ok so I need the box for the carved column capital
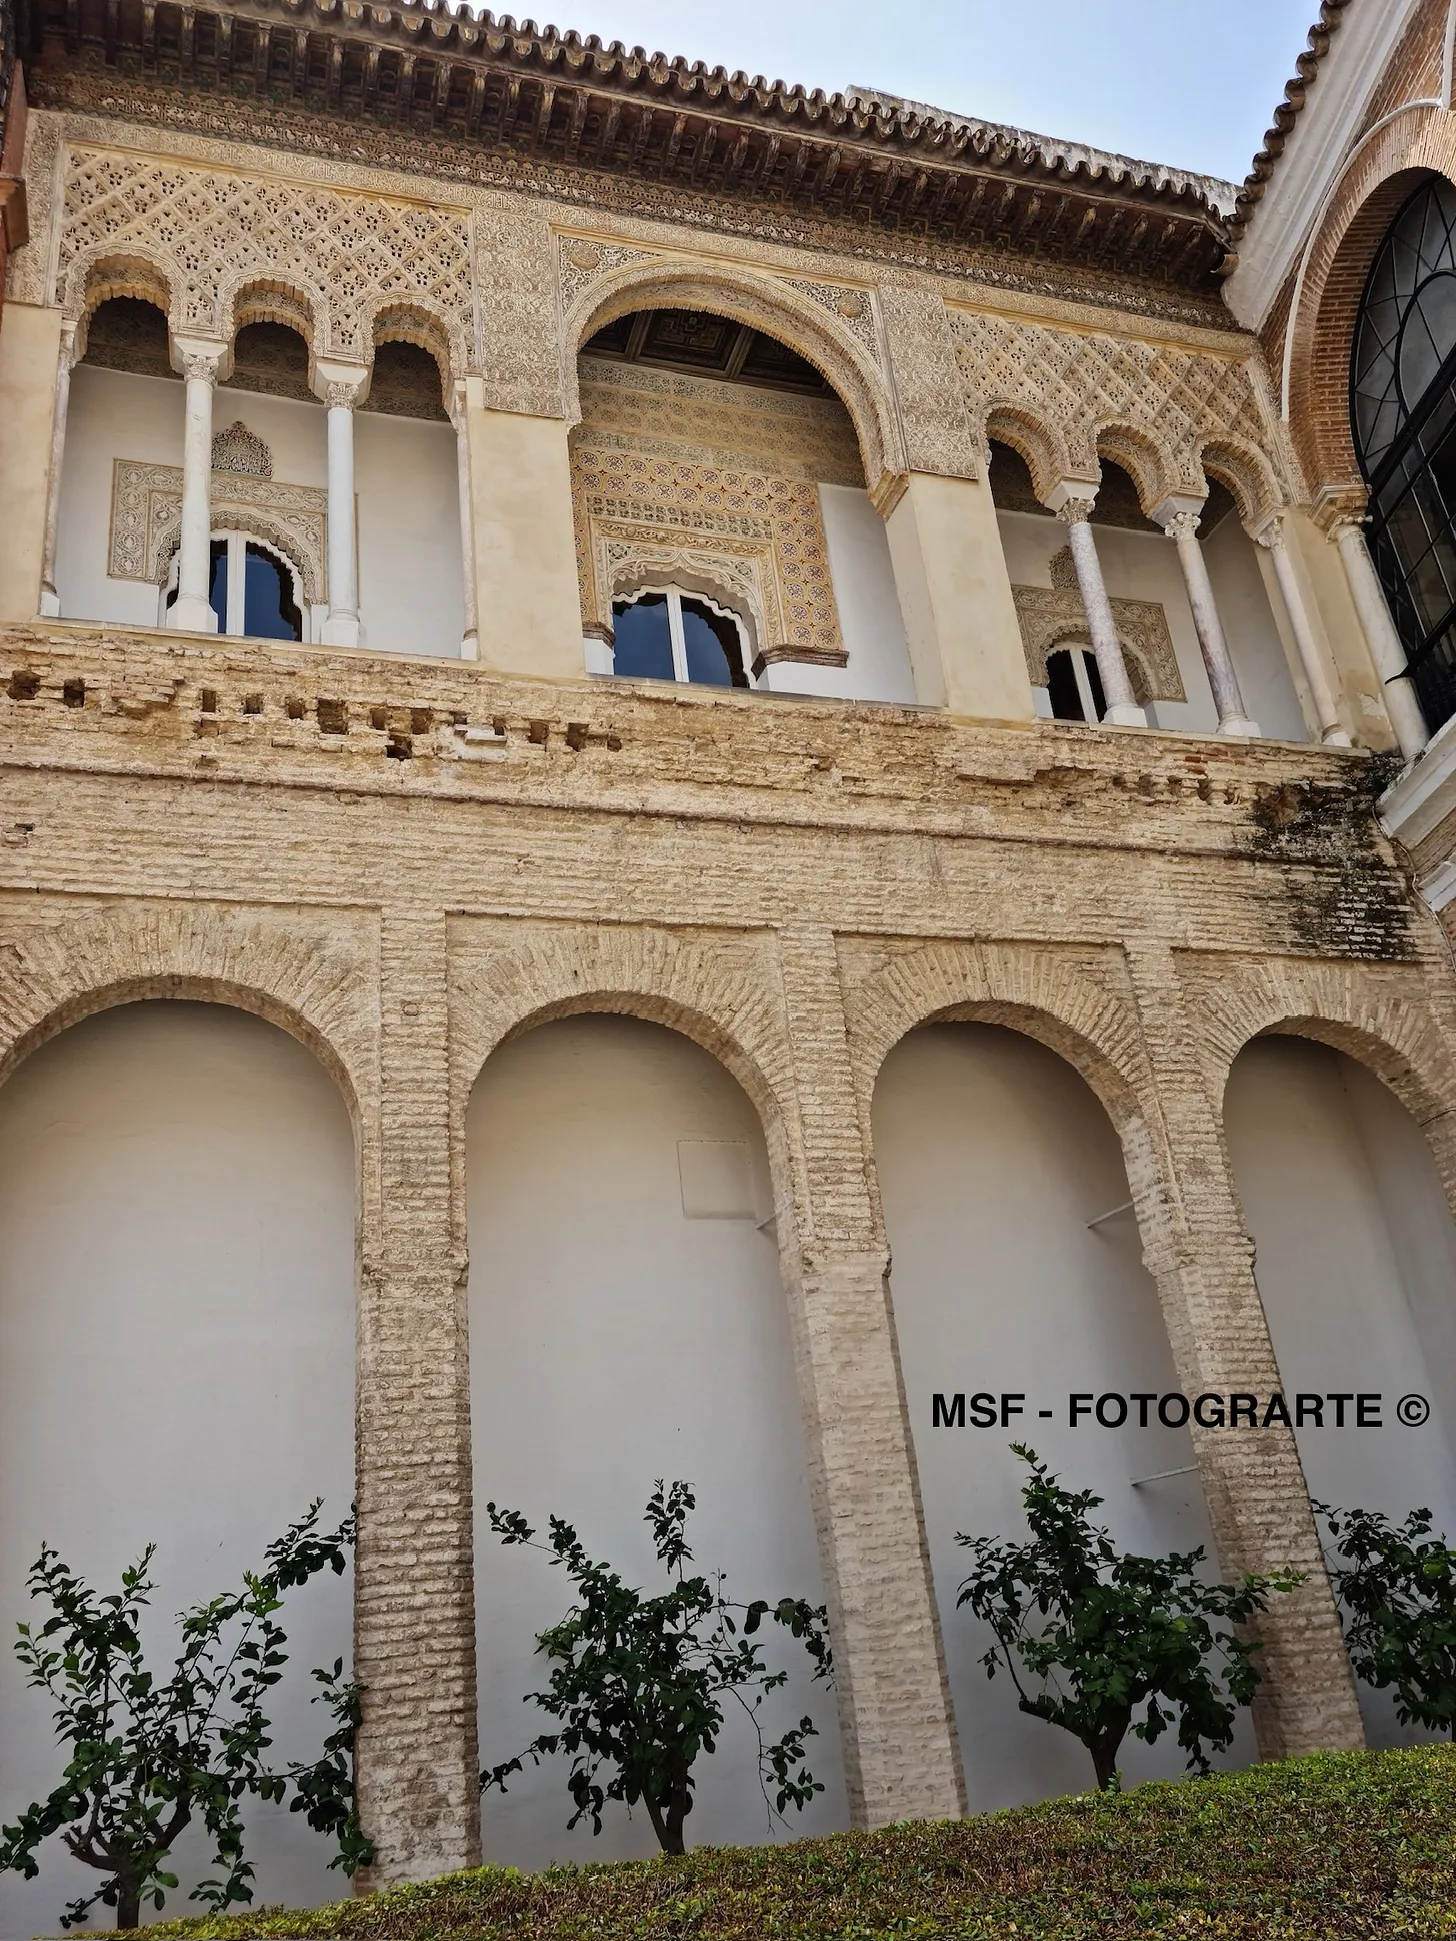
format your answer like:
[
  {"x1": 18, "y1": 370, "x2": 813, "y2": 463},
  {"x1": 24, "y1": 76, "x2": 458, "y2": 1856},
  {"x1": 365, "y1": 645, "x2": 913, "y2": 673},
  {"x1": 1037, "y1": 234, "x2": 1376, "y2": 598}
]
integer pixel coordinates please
[
  {"x1": 1054, "y1": 494, "x2": 1096, "y2": 527},
  {"x1": 1162, "y1": 508, "x2": 1202, "y2": 543},
  {"x1": 180, "y1": 350, "x2": 220, "y2": 387}
]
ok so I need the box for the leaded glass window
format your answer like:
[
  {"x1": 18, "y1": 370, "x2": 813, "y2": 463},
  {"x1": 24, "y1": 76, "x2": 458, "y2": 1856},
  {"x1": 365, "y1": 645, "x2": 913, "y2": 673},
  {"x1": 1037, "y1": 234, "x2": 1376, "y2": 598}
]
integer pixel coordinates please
[{"x1": 1352, "y1": 177, "x2": 1456, "y2": 728}]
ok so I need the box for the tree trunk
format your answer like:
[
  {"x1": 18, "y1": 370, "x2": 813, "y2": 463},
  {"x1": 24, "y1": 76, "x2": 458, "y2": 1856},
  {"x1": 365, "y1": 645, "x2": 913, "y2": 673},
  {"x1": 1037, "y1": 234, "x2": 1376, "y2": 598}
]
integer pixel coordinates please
[
  {"x1": 1089, "y1": 1726, "x2": 1127, "y2": 1792},
  {"x1": 116, "y1": 1879, "x2": 141, "y2": 1931}
]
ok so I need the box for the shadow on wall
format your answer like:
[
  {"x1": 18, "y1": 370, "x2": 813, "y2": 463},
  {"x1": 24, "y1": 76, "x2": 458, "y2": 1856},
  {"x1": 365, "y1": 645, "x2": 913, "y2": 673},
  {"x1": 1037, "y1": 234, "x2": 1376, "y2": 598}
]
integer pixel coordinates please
[
  {"x1": 467, "y1": 1014, "x2": 849, "y2": 1866},
  {"x1": 0, "y1": 1001, "x2": 357, "y2": 1936},
  {"x1": 874, "y1": 1022, "x2": 1257, "y2": 1811},
  {"x1": 1224, "y1": 1035, "x2": 1456, "y2": 1749}
]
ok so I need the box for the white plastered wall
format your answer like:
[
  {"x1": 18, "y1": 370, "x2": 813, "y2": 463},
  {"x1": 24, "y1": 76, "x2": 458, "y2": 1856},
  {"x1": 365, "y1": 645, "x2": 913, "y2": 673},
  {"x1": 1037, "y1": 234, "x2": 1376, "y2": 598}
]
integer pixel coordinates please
[
  {"x1": 1224, "y1": 1037, "x2": 1456, "y2": 1746},
  {"x1": 55, "y1": 364, "x2": 464, "y2": 656},
  {"x1": 0, "y1": 1003, "x2": 357, "y2": 1937},
  {"x1": 467, "y1": 1015, "x2": 848, "y2": 1867},
  {"x1": 874, "y1": 1023, "x2": 1256, "y2": 1808},
  {"x1": 754, "y1": 485, "x2": 916, "y2": 705},
  {"x1": 996, "y1": 508, "x2": 1307, "y2": 741}
]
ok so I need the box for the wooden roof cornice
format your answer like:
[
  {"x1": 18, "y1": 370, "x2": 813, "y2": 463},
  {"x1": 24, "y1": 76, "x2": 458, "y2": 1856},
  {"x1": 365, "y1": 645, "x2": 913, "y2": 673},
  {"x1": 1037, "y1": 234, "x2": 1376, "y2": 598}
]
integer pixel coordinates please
[{"x1": 19, "y1": 0, "x2": 1235, "y2": 300}]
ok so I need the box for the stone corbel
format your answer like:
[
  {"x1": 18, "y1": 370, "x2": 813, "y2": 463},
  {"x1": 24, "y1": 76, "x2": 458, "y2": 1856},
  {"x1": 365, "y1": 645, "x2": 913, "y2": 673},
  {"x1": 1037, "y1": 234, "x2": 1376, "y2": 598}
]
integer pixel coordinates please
[{"x1": 750, "y1": 643, "x2": 851, "y2": 679}]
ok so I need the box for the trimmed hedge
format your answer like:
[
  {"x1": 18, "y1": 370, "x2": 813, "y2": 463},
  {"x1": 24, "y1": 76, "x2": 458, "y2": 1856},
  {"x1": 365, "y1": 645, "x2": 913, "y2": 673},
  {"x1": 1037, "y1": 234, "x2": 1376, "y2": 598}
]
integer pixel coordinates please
[{"x1": 140, "y1": 1747, "x2": 1456, "y2": 1940}]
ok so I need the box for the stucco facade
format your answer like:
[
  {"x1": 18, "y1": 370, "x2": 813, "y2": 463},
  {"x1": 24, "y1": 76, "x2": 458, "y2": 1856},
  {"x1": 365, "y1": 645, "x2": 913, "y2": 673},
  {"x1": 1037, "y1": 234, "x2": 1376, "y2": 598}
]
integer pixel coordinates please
[{"x1": 3, "y1": 0, "x2": 1456, "y2": 1916}]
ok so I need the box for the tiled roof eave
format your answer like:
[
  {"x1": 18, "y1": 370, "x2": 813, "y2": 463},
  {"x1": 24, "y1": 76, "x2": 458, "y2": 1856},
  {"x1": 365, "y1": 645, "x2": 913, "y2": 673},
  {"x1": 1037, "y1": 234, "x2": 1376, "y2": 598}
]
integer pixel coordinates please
[{"x1": 18, "y1": 0, "x2": 1235, "y2": 288}]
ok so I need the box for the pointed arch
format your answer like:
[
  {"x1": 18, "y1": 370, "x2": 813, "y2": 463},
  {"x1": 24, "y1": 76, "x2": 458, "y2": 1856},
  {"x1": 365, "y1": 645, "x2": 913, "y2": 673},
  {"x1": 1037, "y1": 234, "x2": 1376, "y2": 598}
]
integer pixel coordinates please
[{"x1": 450, "y1": 920, "x2": 805, "y2": 1242}]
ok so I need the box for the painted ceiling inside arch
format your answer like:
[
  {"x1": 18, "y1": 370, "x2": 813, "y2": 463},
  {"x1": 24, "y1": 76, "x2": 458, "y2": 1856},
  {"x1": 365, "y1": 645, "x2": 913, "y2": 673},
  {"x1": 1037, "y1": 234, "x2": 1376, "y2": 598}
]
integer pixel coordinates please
[
  {"x1": 584, "y1": 311, "x2": 831, "y2": 395},
  {"x1": 18, "y1": 0, "x2": 1238, "y2": 317}
]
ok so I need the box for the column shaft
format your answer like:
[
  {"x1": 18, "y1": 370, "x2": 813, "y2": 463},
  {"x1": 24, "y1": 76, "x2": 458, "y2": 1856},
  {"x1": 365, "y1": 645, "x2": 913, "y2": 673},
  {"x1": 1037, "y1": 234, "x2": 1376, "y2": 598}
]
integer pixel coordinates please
[
  {"x1": 323, "y1": 386, "x2": 361, "y2": 648},
  {"x1": 168, "y1": 352, "x2": 220, "y2": 633},
  {"x1": 1164, "y1": 510, "x2": 1259, "y2": 736},
  {"x1": 38, "y1": 323, "x2": 76, "y2": 617},
  {"x1": 1056, "y1": 497, "x2": 1147, "y2": 726},
  {"x1": 775, "y1": 925, "x2": 965, "y2": 1827},
  {"x1": 451, "y1": 390, "x2": 479, "y2": 661},
  {"x1": 354, "y1": 911, "x2": 480, "y2": 1883},
  {"x1": 1257, "y1": 516, "x2": 1351, "y2": 746},
  {"x1": 1333, "y1": 519, "x2": 1428, "y2": 761}
]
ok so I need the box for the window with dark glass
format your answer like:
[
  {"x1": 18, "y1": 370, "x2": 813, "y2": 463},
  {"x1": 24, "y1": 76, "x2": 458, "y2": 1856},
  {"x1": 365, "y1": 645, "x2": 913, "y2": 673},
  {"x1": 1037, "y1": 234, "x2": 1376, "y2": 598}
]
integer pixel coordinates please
[
  {"x1": 1352, "y1": 177, "x2": 1456, "y2": 730},
  {"x1": 608, "y1": 590, "x2": 750, "y2": 687},
  {"x1": 1045, "y1": 646, "x2": 1107, "y2": 723},
  {"x1": 166, "y1": 533, "x2": 304, "y2": 642}
]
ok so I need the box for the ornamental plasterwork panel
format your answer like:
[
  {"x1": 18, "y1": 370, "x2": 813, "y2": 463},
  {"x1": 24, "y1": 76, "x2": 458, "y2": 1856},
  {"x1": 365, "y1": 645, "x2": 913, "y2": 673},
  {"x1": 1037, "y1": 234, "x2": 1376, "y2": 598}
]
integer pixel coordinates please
[
  {"x1": 1013, "y1": 548, "x2": 1184, "y2": 703},
  {"x1": 577, "y1": 357, "x2": 863, "y2": 486},
  {"x1": 876, "y1": 281, "x2": 984, "y2": 480},
  {"x1": 572, "y1": 453, "x2": 843, "y2": 661},
  {"x1": 948, "y1": 308, "x2": 1284, "y2": 516},
  {"x1": 777, "y1": 278, "x2": 880, "y2": 364},
  {"x1": 571, "y1": 362, "x2": 848, "y2": 660},
  {"x1": 108, "y1": 459, "x2": 329, "y2": 604},
  {"x1": 54, "y1": 145, "x2": 475, "y2": 373},
  {"x1": 557, "y1": 236, "x2": 661, "y2": 312}
]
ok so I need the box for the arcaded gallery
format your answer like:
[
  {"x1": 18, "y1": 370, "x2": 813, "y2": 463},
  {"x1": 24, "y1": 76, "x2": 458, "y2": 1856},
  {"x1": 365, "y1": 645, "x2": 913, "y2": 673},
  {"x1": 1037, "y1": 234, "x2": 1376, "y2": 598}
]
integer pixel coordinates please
[{"x1": 1, "y1": 0, "x2": 1456, "y2": 1926}]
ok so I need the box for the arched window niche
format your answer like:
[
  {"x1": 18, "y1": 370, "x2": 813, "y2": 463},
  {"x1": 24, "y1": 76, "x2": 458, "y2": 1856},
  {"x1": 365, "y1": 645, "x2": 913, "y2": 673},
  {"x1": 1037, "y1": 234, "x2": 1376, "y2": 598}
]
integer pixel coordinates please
[
  {"x1": 162, "y1": 531, "x2": 305, "y2": 641},
  {"x1": 572, "y1": 305, "x2": 916, "y2": 705},
  {"x1": 610, "y1": 586, "x2": 753, "y2": 688},
  {"x1": 1352, "y1": 176, "x2": 1456, "y2": 731}
]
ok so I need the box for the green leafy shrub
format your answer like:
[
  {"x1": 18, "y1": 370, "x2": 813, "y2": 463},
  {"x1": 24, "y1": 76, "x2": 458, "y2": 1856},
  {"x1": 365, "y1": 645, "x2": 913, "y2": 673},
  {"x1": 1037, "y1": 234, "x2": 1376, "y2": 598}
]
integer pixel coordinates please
[
  {"x1": 0, "y1": 1503, "x2": 371, "y2": 1930},
  {"x1": 481, "y1": 1479, "x2": 832, "y2": 1853},
  {"x1": 1318, "y1": 1500, "x2": 1456, "y2": 1735},
  {"x1": 955, "y1": 1445, "x2": 1300, "y2": 1789}
]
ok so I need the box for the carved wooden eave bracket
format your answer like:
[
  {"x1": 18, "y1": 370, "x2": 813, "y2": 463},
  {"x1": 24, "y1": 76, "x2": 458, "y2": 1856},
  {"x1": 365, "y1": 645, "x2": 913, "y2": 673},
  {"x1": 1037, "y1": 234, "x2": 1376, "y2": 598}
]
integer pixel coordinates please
[{"x1": 18, "y1": 0, "x2": 1234, "y2": 295}]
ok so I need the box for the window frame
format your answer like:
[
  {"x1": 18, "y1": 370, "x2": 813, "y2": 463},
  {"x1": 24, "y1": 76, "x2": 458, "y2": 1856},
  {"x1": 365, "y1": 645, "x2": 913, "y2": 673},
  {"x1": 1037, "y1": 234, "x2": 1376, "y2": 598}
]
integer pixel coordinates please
[
  {"x1": 1045, "y1": 644, "x2": 1106, "y2": 724},
  {"x1": 162, "y1": 530, "x2": 309, "y2": 642},
  {"x1": 610, "y1": 585, "x2": 756, "y2": 689}
]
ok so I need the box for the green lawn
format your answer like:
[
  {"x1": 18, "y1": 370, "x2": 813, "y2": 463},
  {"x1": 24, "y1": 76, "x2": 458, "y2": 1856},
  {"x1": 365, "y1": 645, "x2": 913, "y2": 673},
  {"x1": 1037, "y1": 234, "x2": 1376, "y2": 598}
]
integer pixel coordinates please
[{"x1": 141, "y1": 1746, "x2": 1456, "y2": 1940}]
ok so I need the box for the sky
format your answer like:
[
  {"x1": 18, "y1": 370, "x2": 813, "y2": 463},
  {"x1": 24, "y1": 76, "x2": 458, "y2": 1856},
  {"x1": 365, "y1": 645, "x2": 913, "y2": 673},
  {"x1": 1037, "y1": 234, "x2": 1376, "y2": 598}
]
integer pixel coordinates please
[{"x1": 478, "y1": 0, "x2": 1321, "y2": 186}]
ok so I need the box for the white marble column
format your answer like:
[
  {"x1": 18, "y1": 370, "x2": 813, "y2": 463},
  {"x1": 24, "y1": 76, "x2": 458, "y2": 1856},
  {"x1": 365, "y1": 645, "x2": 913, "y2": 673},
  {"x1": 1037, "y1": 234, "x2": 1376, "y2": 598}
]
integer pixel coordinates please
[
  {"x1": 1157, "y1": 504, "x2": 1260, "y2": 736},
  {"x1": 1331, "y1": 516, "x2": 1428, "y2": 762},
  {"x1": 38, "y1": 321, "x2": 79, "y2": 618},
  {"x1": 319, "y1": 373, "x2": 366, "y2": 648},
  {"x1": 1050, "y1": 486, "x2": 1147, "y2": 727},
  {"x1": 1253, "y1": 513, "x2": 1352, "y2": 746},
  {"x1": 167, "y1": 343, "x2": 224, "y2": 633},
  {"x1": 450, "y1": 384, "x2": 479, "y2": 662}
]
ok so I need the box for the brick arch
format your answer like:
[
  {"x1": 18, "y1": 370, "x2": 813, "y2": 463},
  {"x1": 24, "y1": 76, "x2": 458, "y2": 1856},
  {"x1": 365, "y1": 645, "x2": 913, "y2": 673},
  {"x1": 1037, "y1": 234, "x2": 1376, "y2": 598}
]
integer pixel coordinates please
[
  {"x1": 450, "y1": 923, "x2": 808, "y2": 1242},
  {"x1": 1193, "y1": 960, "x2": 1456, "y2": 1212},
  {"x1": 564, "y1": 262, "x2": 901, "y2": 494},
  {"x1": 1284, "y1": 102, "x2": 1448, "y2": 493},
  {"x1": 0, "y1": 903, "x2": 375, "y2": 1137},
  {"x1": 844, "y1": 941, "x2": 1179, "y2": 1254}
]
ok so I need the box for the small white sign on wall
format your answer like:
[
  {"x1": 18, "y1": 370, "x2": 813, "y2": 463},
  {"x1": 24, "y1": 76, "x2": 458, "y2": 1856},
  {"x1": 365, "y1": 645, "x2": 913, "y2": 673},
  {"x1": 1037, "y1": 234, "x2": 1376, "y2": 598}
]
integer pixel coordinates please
[{"x1": 677, "y1": 1139, "x2": 757, "y2": 1219}]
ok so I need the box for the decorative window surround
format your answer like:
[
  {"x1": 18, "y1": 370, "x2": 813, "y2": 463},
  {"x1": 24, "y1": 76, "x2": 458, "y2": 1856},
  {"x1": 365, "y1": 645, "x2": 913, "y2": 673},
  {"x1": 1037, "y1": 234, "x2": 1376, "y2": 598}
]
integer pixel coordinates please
[
  {"x1": 108, "y1": 458, "x2": 330, "y2": 609},
  {"x1": 1012, "y1": 547, "x2": 1184, "y2": 705}
]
